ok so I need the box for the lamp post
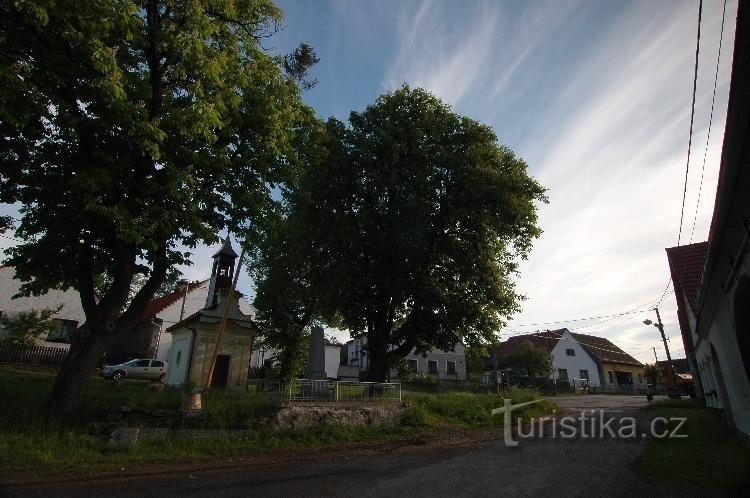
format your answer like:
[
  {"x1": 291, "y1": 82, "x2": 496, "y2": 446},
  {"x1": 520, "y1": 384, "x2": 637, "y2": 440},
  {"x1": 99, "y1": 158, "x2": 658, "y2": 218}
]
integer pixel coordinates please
[{"x1": 644, "y1": 307, "x2": 680, "y2": 399}]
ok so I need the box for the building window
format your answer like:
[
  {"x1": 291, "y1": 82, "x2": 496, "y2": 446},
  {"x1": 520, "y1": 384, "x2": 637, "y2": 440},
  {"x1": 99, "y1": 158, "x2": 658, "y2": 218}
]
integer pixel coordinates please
[
  {"x1": 407, "y1": 359, "x2": 418, "y2": 371},
  {"x1": 558, "y1": 368, "x2": 568, "y2": 380},
  {"x1": 428, "y1": 360, "x2": 438, "y2": 374},
  {"x1": 608, "y1": 371, "x2": 615, "y2": 384},
  {"x1": 579, "y1": 370, "x2": 589, "y2": 380},
  {"x1": 638, "y1": 373, "x2": 643, "y2": 384},
  {"x1": 566, "y1": 349, "x2": 575, "y2": 356},
  {"x1": 447, "y1": 361, "x2": 456, "y2": 375}
]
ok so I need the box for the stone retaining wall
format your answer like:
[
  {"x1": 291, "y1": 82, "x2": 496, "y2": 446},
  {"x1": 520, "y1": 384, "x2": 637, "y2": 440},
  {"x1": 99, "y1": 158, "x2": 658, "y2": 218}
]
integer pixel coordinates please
[{"x1": 274, "y1": 404, "x2": 404, "y2": 431}]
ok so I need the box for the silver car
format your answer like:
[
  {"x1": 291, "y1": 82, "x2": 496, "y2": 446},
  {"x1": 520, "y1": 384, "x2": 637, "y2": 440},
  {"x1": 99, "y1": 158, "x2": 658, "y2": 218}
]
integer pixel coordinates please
[{"x1": 101, "y1": 359, "x2": 167, "y2": 383}]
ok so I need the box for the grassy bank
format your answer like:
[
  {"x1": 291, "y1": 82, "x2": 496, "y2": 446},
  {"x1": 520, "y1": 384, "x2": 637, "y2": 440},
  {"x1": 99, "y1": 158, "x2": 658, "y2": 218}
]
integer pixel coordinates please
[
  {"x1": 0, "y1": 366, "x2": 555, "y2": 474},
  {"x1": 640, "y1": 399, "x2": 750, "y2": 493}
]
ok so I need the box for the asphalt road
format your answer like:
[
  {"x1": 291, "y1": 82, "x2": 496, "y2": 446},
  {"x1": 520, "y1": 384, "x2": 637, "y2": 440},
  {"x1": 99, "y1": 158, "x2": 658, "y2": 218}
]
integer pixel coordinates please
[{"x1": 3, "y1": 395, "x2": 690, "y2": 498}]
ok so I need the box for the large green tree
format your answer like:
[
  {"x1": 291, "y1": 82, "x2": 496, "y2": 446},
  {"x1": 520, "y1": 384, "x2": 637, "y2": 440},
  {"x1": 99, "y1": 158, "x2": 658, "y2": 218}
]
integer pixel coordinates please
[
  {"x1": 280, "y1": 86, "x2": 546, "y2": 381},
  {"x1": 0, "y1": 0, "x2": 319, "y2": 412},
  {"x1": 506, "y1": 341, "x2": 553, "y2": 378}
]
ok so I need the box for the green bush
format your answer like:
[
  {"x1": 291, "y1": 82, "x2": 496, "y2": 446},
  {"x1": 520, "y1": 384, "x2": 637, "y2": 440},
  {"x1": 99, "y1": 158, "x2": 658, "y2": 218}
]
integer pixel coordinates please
[{"x1": 402, "y1": 404, "x2": 430, "y2": 427}]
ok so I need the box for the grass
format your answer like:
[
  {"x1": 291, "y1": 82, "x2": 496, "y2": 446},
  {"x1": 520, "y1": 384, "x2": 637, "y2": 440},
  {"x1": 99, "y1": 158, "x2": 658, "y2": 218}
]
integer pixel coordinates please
[
  {"x1": 402, "y1": 387, "x2": 556, "y2": 428},
  {"x1": 0, "y1": 366, "x2": 555, "y2": 475},
  {"x1": 640, "y1": 399, "x2": 750, "y2": 493}
]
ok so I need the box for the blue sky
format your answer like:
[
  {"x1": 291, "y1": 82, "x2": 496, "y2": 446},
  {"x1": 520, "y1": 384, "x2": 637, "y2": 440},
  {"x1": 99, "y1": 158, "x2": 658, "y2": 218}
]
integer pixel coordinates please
[
  {"x1": 0, "y1": 0, "x2": 738, "y2": 363},
  {"x1": 262, "y1": 0, "x2": 737, "y2": 362}
]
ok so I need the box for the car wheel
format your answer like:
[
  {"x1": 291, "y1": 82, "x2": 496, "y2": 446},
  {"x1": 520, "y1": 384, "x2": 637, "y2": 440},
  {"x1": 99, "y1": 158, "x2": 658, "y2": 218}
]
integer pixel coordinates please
[
  {"x1": 112, "y1": 371, "x2": 125, "y2": 382},
  {"x1": 158, "y1": 373, "x2": 166, "y2": 383}
]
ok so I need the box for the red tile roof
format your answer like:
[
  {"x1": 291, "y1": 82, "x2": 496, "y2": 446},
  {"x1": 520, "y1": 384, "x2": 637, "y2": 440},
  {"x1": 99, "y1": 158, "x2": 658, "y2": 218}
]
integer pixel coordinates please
[
  {"x1": 665, "y1": 242, "x2": 708, "y2": 315},
  {"x1": 569, "y1": 332, "x2": 642, "y2": 366},
  {"x1": 490, "y1": 329, "x2": 642, "y2": 367},
  {"x1": 140, "y1": 280, "x2": 207, "y2": 319}
]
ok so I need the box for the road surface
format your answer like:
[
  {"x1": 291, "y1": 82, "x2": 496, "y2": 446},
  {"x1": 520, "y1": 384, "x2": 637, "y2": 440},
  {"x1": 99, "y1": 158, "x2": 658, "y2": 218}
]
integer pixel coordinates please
[{"x1": 3, "y1": 395, "x2": 691, "y2": 497}]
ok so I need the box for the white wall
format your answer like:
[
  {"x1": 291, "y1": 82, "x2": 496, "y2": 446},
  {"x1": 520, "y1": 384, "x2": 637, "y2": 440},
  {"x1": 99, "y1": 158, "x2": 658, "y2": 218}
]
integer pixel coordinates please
[
  {"x1": 0, "y1": 266, "x2": 85, "y2": 348},
  {"x1": 346, "y1": 338, "x2": 467, "y2": 380},
  {"x1": 550, "y1": 331, "x2": 601, "y2": 387},
  {"x1": 325, "y1": 345, "x2": 341, "y2": 379}
]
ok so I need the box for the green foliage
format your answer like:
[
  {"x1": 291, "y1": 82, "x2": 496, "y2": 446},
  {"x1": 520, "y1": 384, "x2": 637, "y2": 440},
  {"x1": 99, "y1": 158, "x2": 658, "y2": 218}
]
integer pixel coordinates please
[
  {"x1": 0, "y1": 306, "x2": 63, "y2": 346},
  {"x1": 402, "y1": 388, "x2": 555, "y2": 428},
  {"x1": 506, "y1": 341, "x2": 552, "y2": 378},
  {"x1": 392, "y1": 356, "x2": 417, "y2": 382},
  {"x1": 643, "y1": 363, "x2": 662, "y2": 385},
  {"x1": 0, "y1": 367, "x2": 558, "y2": 475},
  {"x1": 282, "y1": 42, "x2": 320, "y2": 90},
  {"x1": 465, "y1": 346, "x2": 489, "y2": 378},
  {"x1": 0, "y1": 0, "x2": 320, "y2": 410},
  {"x1": 266, "y1": 85, "x2": 546, "y2": 381}
]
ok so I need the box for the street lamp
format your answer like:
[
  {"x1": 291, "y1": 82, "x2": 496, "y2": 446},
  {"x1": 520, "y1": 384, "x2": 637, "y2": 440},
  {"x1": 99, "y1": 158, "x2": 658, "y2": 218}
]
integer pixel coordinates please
[{"x1": 644, "y1": 308, "x2": 680, "y2": 399}]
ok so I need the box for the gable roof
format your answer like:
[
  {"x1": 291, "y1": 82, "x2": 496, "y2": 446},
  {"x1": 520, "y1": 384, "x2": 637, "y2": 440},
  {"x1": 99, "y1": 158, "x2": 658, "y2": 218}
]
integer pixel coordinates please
[
  {"x1": 487, "y1": 330, "x2": 564, "y2": 368},
  {"x1": 491, "y1": 328, "x2": 642, "y2": 368},
  {"x1": 569, "y1": 332, "x2": 643, "y2": 366},
  {"x1": 140, "y1": 280, "x2": 208, "y2": 319},
  {"x1": 666, "y1": 242, "x2": 708, "y2": 315}
]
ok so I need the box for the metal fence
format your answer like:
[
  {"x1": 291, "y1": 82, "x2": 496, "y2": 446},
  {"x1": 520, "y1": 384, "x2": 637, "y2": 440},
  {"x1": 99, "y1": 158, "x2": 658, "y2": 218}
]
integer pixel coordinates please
[
  {"x1": 247, "y1": 378, "x2": 402, "y2": 403},
  {"x1": 0, "y1": 343, "x2": 69, "y2": 365}
]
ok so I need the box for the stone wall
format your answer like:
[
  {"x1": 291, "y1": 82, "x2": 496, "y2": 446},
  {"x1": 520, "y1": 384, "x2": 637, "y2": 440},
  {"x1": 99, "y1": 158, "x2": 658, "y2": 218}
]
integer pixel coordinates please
[{"x1": 273, "y1": 404, "x2": 404, "y2": 431}]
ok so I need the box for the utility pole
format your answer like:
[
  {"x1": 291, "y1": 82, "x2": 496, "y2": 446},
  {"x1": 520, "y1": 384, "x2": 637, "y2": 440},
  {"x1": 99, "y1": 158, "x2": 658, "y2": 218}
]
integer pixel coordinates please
[
  {"x1": 651, "y1": 307, "x2": 679, "y2": 398},
  {"x1": 652, "y1": 347, "x2": 658, "y2": 363}
]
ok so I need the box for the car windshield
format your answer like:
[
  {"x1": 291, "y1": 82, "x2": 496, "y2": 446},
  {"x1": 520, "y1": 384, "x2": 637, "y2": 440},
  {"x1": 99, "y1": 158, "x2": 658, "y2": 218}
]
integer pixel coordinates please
[{"x1": 123, "y1": 359, "x2": 140, "y2": 366}]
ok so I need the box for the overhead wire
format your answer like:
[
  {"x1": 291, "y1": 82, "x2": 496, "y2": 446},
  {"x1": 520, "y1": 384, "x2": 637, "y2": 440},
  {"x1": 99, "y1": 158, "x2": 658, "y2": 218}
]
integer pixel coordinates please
[
  {"x1": 677, "y1": 0, "x2": 704, "y2": 247},
  {"x1": 689, "y1": 0, "x2": 728, "y2": 243}
]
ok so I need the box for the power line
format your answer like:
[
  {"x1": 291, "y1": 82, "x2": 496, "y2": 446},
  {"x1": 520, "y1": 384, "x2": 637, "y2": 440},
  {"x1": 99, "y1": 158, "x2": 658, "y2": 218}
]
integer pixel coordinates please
[
  {"x1": 677, "y1": 0, "x2": 704, "y2": 246},
  {"x1": 690, "y1": 0, "x2": 728, "y2": 243},
  {"x1": 654, "y1": 278, "x2": 673, "y2": 307}
]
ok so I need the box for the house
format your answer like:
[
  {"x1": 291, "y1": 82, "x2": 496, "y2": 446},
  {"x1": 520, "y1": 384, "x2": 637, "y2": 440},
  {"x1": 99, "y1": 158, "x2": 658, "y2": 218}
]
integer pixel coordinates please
[
  {"x1": 665, "y1": 241, "x2": 708, "y2": 399},
  {"x1": 345, "y1": 337, "x2": 467, "y2": 381},
  {"x1": 105, "y1": 239, "x2": 256, "y2": 363},
  {"x1": 163, "y1": 239, "x2": 257, "y2": 389},
  {"x1": 664, "y1": 0, "x2": 750, "y2": 435},
  {"x1": 488, "y1": 329, "x2": 646, "y2": 391},
  {"x1": 0, "y1": 265, "x2": 85, "y2": 348}
]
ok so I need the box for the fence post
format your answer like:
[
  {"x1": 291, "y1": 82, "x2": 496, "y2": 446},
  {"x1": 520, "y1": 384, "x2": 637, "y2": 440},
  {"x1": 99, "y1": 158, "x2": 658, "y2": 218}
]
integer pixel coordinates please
[
  {"x1": 398, "y1": 384, "x2": 402, "y2": 403},
  {"x1": 289, "y1": 380, "x2": 293, "y2": 401},
  {"x1": 335, "y1": 382, "x2": 339, "y2": 403}
]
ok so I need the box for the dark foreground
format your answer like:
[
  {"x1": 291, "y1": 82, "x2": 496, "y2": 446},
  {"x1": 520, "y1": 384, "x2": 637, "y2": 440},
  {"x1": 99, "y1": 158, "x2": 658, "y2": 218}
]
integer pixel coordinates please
[{"x1": 0, "y1": 396, "x2": 710, "y2": 497}]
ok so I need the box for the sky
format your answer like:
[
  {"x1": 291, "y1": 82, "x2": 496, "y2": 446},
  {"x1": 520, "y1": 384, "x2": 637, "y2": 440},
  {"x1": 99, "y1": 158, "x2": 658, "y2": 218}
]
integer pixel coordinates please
[{"x1": 0, "y1": 0, "x2": 738, "y2": 364}]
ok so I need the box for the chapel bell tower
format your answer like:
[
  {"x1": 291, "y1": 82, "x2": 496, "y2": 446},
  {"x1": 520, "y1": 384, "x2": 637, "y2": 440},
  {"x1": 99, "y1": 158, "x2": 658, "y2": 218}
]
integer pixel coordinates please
[{"x1": 205, "y1": 236, "x2": 238, "y2": 308}]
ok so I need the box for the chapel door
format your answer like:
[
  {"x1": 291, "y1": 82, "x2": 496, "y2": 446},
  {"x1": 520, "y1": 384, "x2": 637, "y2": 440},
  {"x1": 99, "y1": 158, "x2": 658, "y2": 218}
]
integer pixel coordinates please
[{"x1": 212, "y1": 354, "x2": 231, "y2": 388}]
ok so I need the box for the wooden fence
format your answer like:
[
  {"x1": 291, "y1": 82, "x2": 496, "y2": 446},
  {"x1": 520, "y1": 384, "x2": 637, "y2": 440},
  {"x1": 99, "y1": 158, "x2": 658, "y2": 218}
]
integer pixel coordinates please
[{"x1": 0, "y1": 343, "x2": 69, "y2": 366}]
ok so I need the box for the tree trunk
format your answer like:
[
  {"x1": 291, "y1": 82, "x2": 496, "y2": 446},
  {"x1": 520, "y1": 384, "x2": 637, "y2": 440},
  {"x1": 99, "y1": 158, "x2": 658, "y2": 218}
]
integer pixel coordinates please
[
  {"x1": 366, "y1": 322, "x2": 390, "y2": 382},
  {"x1": 366, "y1": 350, "x2": 390, "y2": 382},
  {"x1": 46, "y1": 328, "x2": 108, "y2": 414}
]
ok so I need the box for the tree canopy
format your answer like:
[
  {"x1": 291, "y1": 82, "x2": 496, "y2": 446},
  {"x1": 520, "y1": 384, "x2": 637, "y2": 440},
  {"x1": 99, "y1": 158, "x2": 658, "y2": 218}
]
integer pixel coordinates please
[
  {"x1": 506, "y1": 341, "x2": 553, "y2": 378},
  {"x1": 261, "y1": 86, "x2": 546, "y2": 381},
  {"x1": 0, "y1": 0, "x2": 320, "y2": 411}
]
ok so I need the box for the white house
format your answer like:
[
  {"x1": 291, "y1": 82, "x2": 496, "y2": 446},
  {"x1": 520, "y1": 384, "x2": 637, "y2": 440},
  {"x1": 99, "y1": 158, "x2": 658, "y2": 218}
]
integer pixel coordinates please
[
  {"x1": 548, "y1": 330, "x2": 602, "y2": 388},
  {"x1": 489, "y1": 329, "x2": 646, "y2": 390},
  {"x1": 345, "y1": 337, "x2": 467, "y2": 381},
  {"x1": 0, "y1": 265, "x2": 85, "y2": 348}
]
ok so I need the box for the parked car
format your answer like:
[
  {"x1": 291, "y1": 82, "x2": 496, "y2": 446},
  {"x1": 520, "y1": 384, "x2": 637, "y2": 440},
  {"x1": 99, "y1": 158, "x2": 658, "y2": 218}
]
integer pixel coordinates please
[{"x1": 100, "y1": 359, "x2": 167, "y2": 383}]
